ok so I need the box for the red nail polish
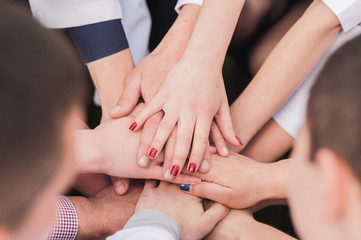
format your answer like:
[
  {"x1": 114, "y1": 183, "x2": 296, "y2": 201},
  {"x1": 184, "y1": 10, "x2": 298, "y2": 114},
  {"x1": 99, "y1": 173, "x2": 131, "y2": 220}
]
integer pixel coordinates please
[
  {"x1": 188, "y1": 163, "x2": 197, "y2": 173},
  {"x1": 236, "y1": 136, "x2": 243, "y2": 145},
  {"x1": 149, "y1": 148, "x2": 157, "y2": 158},
  {"x1": 129, "y1": 122, "x2": 137, "y2": 131},
  {"x1": 170, "y1": 165, "x2": 180, "y2": 176}
]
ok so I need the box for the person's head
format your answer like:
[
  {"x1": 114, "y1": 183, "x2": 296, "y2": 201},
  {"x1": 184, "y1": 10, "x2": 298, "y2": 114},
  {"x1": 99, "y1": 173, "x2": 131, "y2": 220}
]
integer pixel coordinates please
[
  {"x1": 0, "y1": 2, "x2": 86, "y2": 239},
  {"x1": 288, "y1": 35, "x2": 361, "y2": 240}
]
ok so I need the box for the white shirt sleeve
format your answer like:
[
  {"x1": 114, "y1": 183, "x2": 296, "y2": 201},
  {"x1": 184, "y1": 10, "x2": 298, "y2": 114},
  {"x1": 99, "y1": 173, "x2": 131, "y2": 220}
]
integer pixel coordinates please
[
  {"x1": 107, "y1": 209, "x2": 181, "y2": 240},
  {"x1": 273, "y1": 26, "x2": 361, "y2": 138},
  {"x1": 321, "y1": 0, "x2": 361, "y2": 32},
  {"x1": 175, "y1": 0, "x2": 203, "y2": 14},
  {"x1": 29, "y1": 0, "x2": 123, "y2": 28}
]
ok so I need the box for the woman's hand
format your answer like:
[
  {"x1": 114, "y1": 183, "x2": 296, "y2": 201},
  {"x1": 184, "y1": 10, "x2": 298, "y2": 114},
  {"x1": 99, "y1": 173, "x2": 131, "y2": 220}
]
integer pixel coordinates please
[
  {"x1": 127, "y1": 57, "x2": 241, "y2": 178},
  {"x1": 75, "y1": 105, "x2": 200, "y2": 185},
  {"x1": 180, "y1": 152, "x2": 288, "y2": 209}
]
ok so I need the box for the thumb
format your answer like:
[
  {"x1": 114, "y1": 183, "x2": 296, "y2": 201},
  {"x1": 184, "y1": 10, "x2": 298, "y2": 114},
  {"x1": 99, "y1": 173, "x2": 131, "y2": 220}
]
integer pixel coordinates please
[
  {"x1": 200, "y1": 203, "x2": 229, "y2": 235},
  {"x1": 110, "y1": 74, "x2": 141, "y2": 118},
  {"x1": 111, "y1": 177, "x2": 130, "y2": 195}
]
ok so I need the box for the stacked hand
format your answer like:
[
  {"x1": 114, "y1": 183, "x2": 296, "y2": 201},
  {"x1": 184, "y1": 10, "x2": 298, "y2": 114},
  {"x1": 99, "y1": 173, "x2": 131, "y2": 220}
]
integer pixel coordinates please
[
  {"x1": 180, "y1": 152, "x2": 288, "y2": 209},
  {"x1": 136, "y1": 180, "x2": 229, "y2": 240}
]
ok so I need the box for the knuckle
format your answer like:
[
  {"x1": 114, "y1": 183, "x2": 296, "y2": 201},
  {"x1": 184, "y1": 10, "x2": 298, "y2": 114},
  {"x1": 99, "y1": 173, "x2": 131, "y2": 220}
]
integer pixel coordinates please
[
  {"x1": 144, "y1": 117, "x2": 161, "y2": 130},
  {"x1": 159, "y1": 120, "x2": 175, "y2": 132}
]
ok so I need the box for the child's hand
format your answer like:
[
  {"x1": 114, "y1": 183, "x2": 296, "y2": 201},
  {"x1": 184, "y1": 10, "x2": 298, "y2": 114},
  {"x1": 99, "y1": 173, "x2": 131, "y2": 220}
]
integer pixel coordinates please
[
  {"x1": 180, "y1": 153, "x2": 288, "y2": 208},
  {"x1": 136, "y1": 180, "x2": 229, "y2": 240}
]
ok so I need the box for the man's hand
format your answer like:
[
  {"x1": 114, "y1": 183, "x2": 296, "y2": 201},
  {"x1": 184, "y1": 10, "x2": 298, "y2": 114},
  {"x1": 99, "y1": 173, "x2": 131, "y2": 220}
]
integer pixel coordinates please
[
  {"x1": 69, "y1": 183, "x2": 142, "y2": 240},
  {"x1": 136, "y1": 181, "x2": 229, "y2": 240},
  {"x1": 180, "y1": 153, "x2": 288, "y2": 209}
]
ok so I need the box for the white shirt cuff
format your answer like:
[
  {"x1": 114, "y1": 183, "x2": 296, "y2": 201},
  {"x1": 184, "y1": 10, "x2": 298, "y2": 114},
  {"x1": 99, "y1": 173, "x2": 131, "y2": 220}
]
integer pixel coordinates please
[
  {"x1": 29, "y1": 0, "x2": 123, "y2": 28},
  {"x1": 322, "y1": 0, "x2": 361, "y2": 32},
  {"x1": 175, "y1": 0, "x2": 203, "y2": 14}
]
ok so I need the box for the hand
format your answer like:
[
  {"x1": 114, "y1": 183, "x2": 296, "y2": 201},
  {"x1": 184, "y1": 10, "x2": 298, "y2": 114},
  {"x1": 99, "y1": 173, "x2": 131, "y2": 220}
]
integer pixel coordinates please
[
  {"x1": 206, "y1": 209, "x2": 253, "y2": 240},
  {"x1": 207, "y1": 209, "x2": 296, "y2": 240},
  {"x1": 136, "y1": 180, "x2": 229, "y2": 240},
  {"x1": 126, "y1": 57, "x2": 241, "y2": 177},
  {"x1": 76, "y1": 110, "x2": 200, "y2": 185},
  {"x1": 180, "y1": 152, "x2": 288, "y2": 208},
  {"x1": 69, "y1": 183, "x2": 142, "y2": 239}
]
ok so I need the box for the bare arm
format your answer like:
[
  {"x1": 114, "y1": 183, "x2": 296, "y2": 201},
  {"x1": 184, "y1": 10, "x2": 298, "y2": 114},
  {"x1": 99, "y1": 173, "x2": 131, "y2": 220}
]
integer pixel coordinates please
[{"x1": 230, "y1": 0, "x2": 341, "y2": 151}]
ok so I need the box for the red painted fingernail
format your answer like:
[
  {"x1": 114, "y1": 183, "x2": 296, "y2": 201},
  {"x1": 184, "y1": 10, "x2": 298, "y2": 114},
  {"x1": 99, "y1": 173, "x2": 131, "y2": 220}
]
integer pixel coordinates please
[
  {"x1": 188, "y1": 163, "x2": 197, "y2": 173},
  {"x1": 129, "y1": 122, "x2": 137, "y2": 131},
  {"x1": 149, "y1": 148, "x2": 157, "y2": 158},
  {"x1": 170, "y1": 165, "x2": 180, "y2": 176},
  {"x1": 236, "y1": 136, "x2": 243, "y2": 145}
]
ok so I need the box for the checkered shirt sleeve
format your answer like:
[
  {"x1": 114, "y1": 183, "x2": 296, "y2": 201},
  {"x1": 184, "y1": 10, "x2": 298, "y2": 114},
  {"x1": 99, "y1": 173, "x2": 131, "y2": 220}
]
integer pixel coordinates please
[{"x1": 46, "y1": 196, "x2": 78, "y2": 240}]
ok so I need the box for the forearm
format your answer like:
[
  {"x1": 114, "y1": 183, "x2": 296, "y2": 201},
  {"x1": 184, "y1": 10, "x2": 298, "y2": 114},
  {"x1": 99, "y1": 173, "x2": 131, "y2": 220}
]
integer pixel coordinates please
[
  {"x1": 87, "y1": 49, "x2": 134, "y2": 121},
  {"x1": 230, "y1": 0, "x2": 341, "y2": 149},
  {"x1": 152, "y1": 4, "x2": 201, "y2": 60},
  {"x1": 238, "y1": 219, "x2": 296, "y2": 240},
  {"x1": 183, "y1": 0, "x2": 245, "y2": 67},
  {"x1": 261, "y1": 159, "x2": 289, "y2": 202}
]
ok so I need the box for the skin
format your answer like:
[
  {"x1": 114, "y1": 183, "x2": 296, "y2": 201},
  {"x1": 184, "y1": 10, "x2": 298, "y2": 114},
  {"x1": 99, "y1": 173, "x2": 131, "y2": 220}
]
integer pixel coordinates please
[
  {"x1": 75, "y1": 49, "x2": 135, "y2": 197},
  {"x1": 75, "y1": 105, "x2": 200, "y2": 185},
  {"x1": 110, "y1": 4, "x2": 219, "y2": 175},
  {"x1": 223, "y1": 0, "x2": 341, "y2": 153},
  {"x1": 70, "y1": 184, "x2": 143, "y2": 240},
  {"x1": 135, "y1": 180, "x2": 229, "y2": 240},
  {"x1": 123, "y1": 0, "x2": 245, "y2": 178},
  {"x1": 1, "y1": 108, "x2": 81, "y2": 240},
  {"x1": 181, "y1": 152, "x2": 288, "y2": 209},
  {"x1": 206, "y1": 209, "x2": 294, "y2": 240},
  {"x1": 241, "y1": 118, "x2": 293, "y2": 163},
  {"x1": 204, "y1": 124, "x2": 361, "y2": 240},
  {"x1": 288, "y1": 125, "x2": 361, "y2": 240}
]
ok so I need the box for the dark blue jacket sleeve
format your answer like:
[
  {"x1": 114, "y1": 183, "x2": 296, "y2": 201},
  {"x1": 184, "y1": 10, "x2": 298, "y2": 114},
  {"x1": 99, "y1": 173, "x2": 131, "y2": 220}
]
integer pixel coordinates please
[{"x1": 66, "y1": 19, "x2": 129, "y2": 64}]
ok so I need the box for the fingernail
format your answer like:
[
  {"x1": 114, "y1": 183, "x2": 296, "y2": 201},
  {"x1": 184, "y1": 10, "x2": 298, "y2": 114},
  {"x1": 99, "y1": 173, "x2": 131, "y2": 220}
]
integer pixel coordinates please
[
  {"x1": 222, "y1": 146, "x2": 229, "y2": 155},
  {"x1": 200, "y1": 160, "x2": 209, "y2": 171},
  {"x1": 164, "y1": 169, "x2": 173, "y2": 180},
  {"x1": 149, "y1": 148, "x2": 157, "y2": 158},
  {"x1": 180, "y1": 184, "x2": 191, "y2": 192},
  {"x1": 188, "y1": 163, "x2": 197, "y2": 173},
  {"x1": 129, "y1": 122, "x2": 137, "y2": 131},
  {"x1": 111, "y1": 105, "x2": 121, "y2": 114},
  {"x1": 236, "y1": 136, "x2": 243, "y2": 145},
  {"x1": 138, "y1": 156, "x2": 149, "y2": 167},
  {"x1": 170, "y1": 165, "x2": 180, "y2": 176}
]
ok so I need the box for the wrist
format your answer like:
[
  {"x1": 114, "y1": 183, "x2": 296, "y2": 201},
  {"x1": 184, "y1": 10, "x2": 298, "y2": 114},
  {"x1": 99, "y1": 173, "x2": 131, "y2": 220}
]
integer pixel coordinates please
[
  {"x1": 263, "y1": 160, "x2": 288, "y2": 201},
  {"x1": 75, "y1": 130, "x2": 103, "y2": 174},
  {"x1": 69, "y1": 197, "x2": 106, "y2": 240},
  {"x1": 152, "y1": 4, "x2": 201, "y2": 60}
]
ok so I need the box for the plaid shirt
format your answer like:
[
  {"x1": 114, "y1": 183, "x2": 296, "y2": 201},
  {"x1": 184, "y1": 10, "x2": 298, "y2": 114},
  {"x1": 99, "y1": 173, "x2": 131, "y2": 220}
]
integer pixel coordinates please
[{"x1": 46, "y1": 196, "x2": 78, "y2": 240}]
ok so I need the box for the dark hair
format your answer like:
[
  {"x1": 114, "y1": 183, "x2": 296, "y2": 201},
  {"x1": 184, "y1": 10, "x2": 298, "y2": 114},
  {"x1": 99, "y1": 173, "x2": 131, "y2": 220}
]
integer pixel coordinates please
[
  {"x1": 308, "y1": 35, "x2": 361, "y2": 180},
  {"x1": 0, "y1": 1, "x2": 86, "y2": 228}
]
